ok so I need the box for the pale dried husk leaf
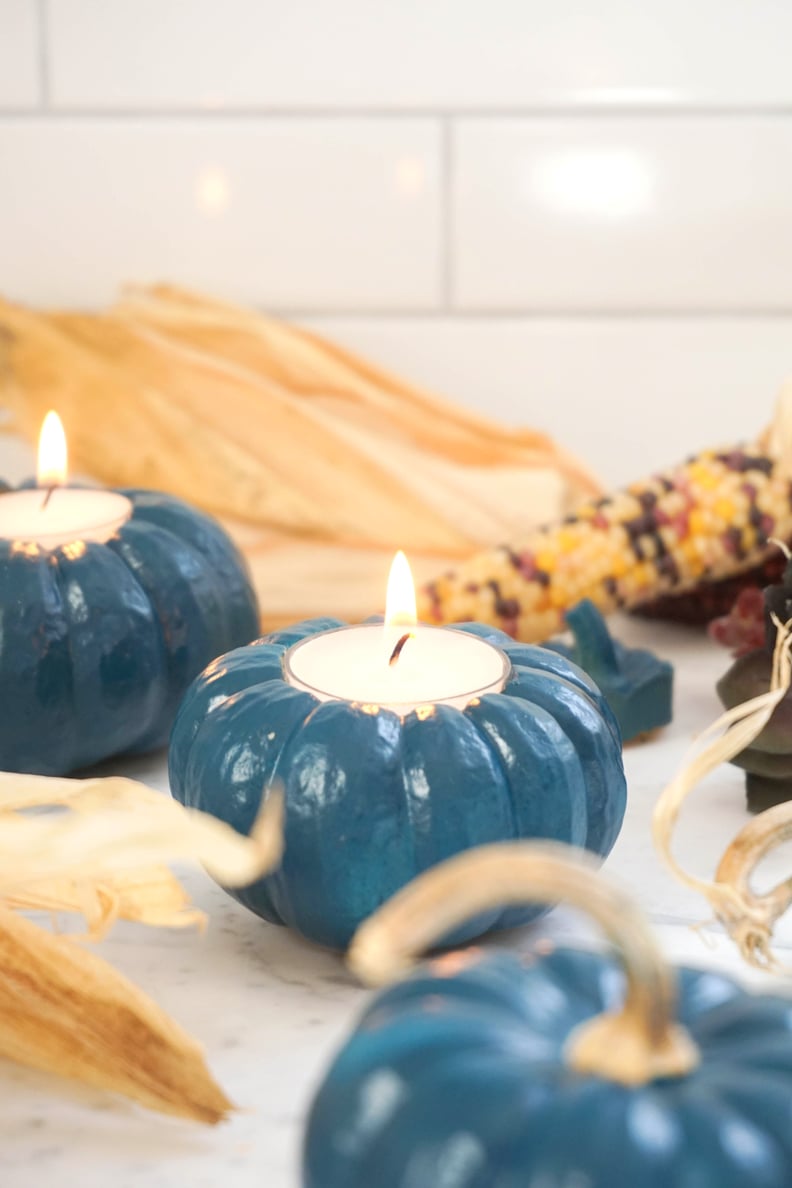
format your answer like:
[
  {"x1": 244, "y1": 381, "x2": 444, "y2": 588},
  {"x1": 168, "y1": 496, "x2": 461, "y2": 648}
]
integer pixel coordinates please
[
  {"x1": 0, "y1": 904, "x2": 233, "y2": 1123},
  {"x1": 3, "y1": 867, "x2": 204, "y2": 939},
  {"x1": 0, "y1": 770, "x2": 283, "y2": 895},
  {"x1": 0, "y1": 769, "x2": 283, "y2": 1120},
  {"x1": 653, "y1": 618, "x2": 792, "y2": 971}
]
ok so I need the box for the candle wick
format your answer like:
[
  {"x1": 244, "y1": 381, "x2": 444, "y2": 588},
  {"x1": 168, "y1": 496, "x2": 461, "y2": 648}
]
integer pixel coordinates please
[
  {"x1": 389, "y1": 632, "x2": 414, "y2": 667},
  {"x1": 41, "y1": 486, "x2": 56, "y2": 510}
]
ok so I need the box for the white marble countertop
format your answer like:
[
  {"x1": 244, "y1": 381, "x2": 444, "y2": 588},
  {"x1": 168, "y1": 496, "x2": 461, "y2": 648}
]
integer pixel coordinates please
[{"x1": 3, "y1": 615, "x2": 792, "y2": 1188}]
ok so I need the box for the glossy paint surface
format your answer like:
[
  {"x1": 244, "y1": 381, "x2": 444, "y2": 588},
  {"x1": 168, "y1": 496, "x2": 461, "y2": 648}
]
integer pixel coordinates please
[
  {"x1": 169, "y1": 620, "x2": 626, "y2": 949},
  {"x1": 0, "y1": 487, "x2": 259, "y2": 775},
  {"x1": 304, "y1": 946, "x2": 792, "y2": 1188}
]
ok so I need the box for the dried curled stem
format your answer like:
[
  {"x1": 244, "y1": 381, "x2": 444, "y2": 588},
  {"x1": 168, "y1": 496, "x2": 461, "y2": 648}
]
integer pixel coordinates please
[
  {"x1": 713, "y1": 804, "x2": 792, "y2": 972},
  {"x1": 349, "y1": 842, "x2": 699, "y2": 1087},
  {"x1": 653, "y1": 618, "x2": 792, "y2": 971}
]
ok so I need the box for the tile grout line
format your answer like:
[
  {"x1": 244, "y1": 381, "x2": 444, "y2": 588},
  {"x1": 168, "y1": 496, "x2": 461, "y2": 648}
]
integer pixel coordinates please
[
  {"x1": 271, "y1": 308, "x2": 792, "y2": 322},
  {"x1": 5, "y1": 105, "x2": 792, "y2": 120},
  {"x1": 36, "y1": 0, "x2": 50, "y2": 108}
]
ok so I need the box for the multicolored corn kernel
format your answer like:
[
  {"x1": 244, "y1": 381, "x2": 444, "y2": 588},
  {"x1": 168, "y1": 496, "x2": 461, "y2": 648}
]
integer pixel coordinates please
[
  {"x1": 419, "y1": 445, "x2": 792, "y2": 642},
  {"x1": 635, "y1": 547, "x2": 787, "y2": 626}
]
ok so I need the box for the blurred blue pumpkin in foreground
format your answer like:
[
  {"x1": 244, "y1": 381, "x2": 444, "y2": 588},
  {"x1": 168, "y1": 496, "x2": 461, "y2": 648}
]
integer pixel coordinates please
[{"x1": 305, "y1": 843, "x2": 792, "y2": 1188}]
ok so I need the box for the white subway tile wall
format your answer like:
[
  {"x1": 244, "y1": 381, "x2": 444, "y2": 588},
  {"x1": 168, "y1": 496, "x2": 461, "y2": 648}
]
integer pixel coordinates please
[
  {"x1": 0, "y1": 0, "x2": 790, "y2": 483},
  {"x1": 0, "y1": 0, "x2": 40, "y2": 108},
  {"x1": 453, "y1": 119, "x2": 792, "y2": 311},
  {"x1": 46, "y1": 0, "x2": 792, "y2": 110},
  {"x1": 0, "y1": 119, "x2": 441, "y2": 308}
]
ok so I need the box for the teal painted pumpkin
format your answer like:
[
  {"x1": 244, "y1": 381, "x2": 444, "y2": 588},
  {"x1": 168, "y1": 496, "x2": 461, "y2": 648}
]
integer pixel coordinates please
[
  {"x1": 304, "y1": 945, "x2": 792, "y2": 1188},
  {"x1": 168, "y1": 619, "x2": 627, "y2": 950},
  {"x1": 0, "y1": 486, "x2": 259, "y2": 775}
]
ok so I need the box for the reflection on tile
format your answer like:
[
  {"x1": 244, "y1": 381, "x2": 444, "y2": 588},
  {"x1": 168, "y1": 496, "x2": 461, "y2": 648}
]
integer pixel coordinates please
[
  {"x1": 48, "y1": 0, "x2": 792, "y2": 109},
  {"x1": 0, "y1": 0, "x2": 39, "y2": 108},
  {"x1": 194, "y1": 167, "x2": 232, "y2": 217},
  {"x1": 0, "y1": 119, "x2": 442, "y2": 308},
  {"x1": 454, "y1": 118, "x2": 792, "y2": 310},
  {"x1": 527, "y1": 147, "x2": 655, "y2": 221}
]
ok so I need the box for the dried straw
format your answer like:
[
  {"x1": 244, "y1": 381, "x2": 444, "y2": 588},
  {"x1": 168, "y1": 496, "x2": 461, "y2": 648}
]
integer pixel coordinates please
[{"x1": 0, "y1": 769, "x2": 283, "y2": 1121}]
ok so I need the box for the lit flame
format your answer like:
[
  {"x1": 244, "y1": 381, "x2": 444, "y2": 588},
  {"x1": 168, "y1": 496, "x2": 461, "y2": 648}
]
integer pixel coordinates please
[
  {"x1": 385, "y1": 550, "x2": 417, "y2": 627},
  {"x1": 37, "y1": 411, "x2": 68, "y2": 487}
]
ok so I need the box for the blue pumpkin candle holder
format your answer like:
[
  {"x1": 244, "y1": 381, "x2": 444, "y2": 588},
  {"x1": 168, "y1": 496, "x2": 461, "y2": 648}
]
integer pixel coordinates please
[
  {"x1": 0, "y1": 481, "x2": 259, "y2": 776},
  {"x1": 169, "y1": 607, "x2": 627, "y2": 950}
]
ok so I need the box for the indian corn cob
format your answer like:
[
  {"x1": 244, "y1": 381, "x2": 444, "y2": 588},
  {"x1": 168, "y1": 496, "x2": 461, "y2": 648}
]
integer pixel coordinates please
[{"x1": 420, "y1": 392, "x2": 792, "y2": 642}]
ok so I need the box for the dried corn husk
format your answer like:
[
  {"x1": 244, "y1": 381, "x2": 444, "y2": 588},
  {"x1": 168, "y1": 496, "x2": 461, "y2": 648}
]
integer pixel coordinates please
[
  {"x1": 0, "y1": 286, "x2": 600, "y2": 627},
  {"x1": 0, "y1": 770, "x2": 283, "y2": 897},
  {"x1": 0, "y1": 770, "x2": 283, "y2": 1120},
  {"x1": 3, "y1": 867, "x2": 204, "y2": 937},
  {"x1": 0, "y1": 905, "x2": 233, "y2": 1124}
]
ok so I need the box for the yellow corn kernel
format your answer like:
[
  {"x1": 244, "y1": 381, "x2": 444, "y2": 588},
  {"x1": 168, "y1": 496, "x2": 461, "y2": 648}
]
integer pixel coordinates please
[
  {"x1": 557, "y1": 527, "x2": 579, "y2": 553},
  {"x1": 688, "y1": 508, "x2": 707, "y2": 536},
  {"x1": 534, "y1": 549, "x2": 557, "y2": 572},
  {"x1": 550, "y1": 585, "x2": 571, "y2": 609},
  {"x1": 713, "y1": 496, "x2": 735, "y2": 522},
  {"x1": 688, "y1": 458, "x2": 721, "y2": 489}
]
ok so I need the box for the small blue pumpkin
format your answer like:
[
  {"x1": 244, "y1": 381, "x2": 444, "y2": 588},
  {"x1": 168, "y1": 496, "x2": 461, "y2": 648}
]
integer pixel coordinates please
[
  {"x1": 0, "y1": 486, "x2": 259, "y2": 775},
  {"x1": 169, "y1": 618, "x2": 627, "y2": 950},
  {"x1": 304, "y1": 844, "x2": 792, "y2": 1188}
]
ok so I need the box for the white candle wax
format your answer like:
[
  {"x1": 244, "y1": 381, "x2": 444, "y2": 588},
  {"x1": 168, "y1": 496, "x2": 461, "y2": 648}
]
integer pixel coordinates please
[
  {"x1": 0, "y1": 488, "x2": 132, "y2": 548},
  {"x1": 284, "y1": 623, "x2": 510, "y2": 714}
]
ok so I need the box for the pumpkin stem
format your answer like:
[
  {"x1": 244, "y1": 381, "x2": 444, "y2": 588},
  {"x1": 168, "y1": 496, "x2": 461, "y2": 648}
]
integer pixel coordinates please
[
  {"x1": 348, "y1": 841, "x2": 700, "y2": 1087},
  {"x1": 652, "y1": 618, "x2": 792, "y2": 970}
]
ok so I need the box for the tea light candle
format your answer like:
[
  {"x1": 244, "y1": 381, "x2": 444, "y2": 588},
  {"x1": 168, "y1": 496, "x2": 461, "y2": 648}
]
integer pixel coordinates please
[
  {"x1": 284, "y1": 552, "x2": 509, "y2": 713},
  {"x1": 0, "y1": 412, "x2": 132, "y2": 547}
]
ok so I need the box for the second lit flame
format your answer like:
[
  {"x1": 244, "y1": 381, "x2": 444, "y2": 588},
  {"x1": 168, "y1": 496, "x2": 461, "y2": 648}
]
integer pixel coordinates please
[
  {"x1": 385, "y1": 550, "x2": 417, "y2": 628},
  {"x1": 37, "y1": 411, "x2": 68, "y2": 488}
]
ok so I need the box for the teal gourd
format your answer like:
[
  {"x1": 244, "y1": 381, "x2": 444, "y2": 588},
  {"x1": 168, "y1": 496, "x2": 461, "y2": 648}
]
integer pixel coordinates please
[
  {"x1": 0, "y1": 486, "x2": 259, "y2": 775},
  {"x1": 168, "y1": 619, "x2": 627, "y2": 950},
  {"x1": 305, "y1": 947, "x2": 792, "y2": 1188},
  {"x1": 304, "y1": 843, "x2": 792, "y2": 1188}
]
